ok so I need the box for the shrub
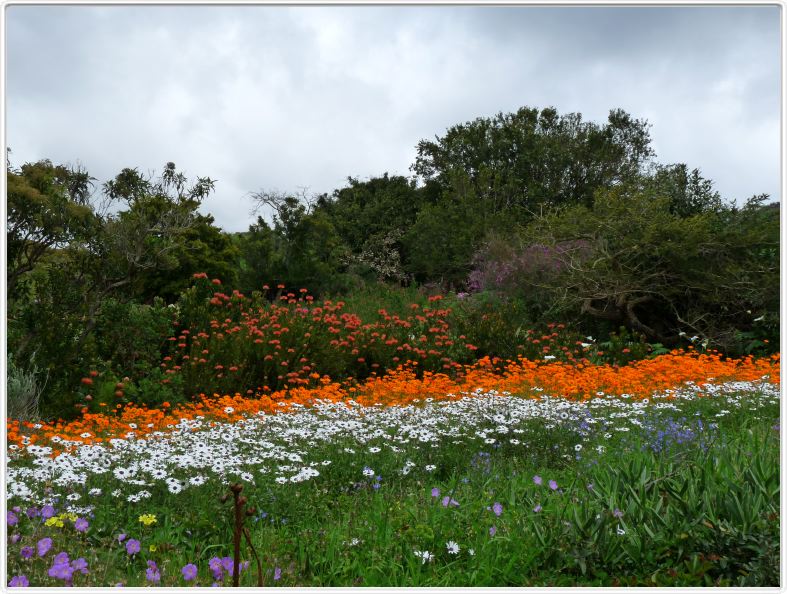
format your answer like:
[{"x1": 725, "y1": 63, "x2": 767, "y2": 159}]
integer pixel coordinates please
[{"x1": 7, "y1": 353, "x2": 47, "y2": 421}]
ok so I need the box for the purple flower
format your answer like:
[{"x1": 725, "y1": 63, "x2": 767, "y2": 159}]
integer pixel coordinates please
[
  {"x1": 7, "y1": 511, "x2": 19, "y2": 526},
  {"x1": 586, "y1": 483, "x2": 594, "y2": 491},
  {"x1": 125, "y1": 539, "x2": 141, "y2": 556},
  {"x1": 40, "y1": 505, "x2": 55, "y2": 520},
  {"x1": 20, "y1": 546, "x2": 33, "y2": 559},
  {"x1": 273, "y1": 567, "x2": 282, "y2": 581},
  {"x1": 13, "y1": 506, "x2": 21, "y2": 513},
  {"x1": 492, "y1": 502, "x2": 503, "y2": 517},
  {"x1": 53, "y1": 552, "x2": 70, "y2": 566},
  {"x1": 11, "y1": 534, "x2": 21, "y2": 544},
  {"x1": 548, "y1": 479, "x2": 558, "y2": 491},
  {"x1": 71, "y1": 558, "x2": 88, "y2": 575},
  {"x1": 489, "y1": 525, "x2": 497, "y2": 537},
  {"x1": 36, "y1": 538, "x2": 53, "y2": 557},
  {"x1": 209, "y1": 557, "x2": 224, "y2": 580},
  {"x1": 145, "y1": 560, "x2": 161, "y2": 584},
  {"x1": 48, "y1": 560, "x2": 74, "y2": 582},
  {"x1": 182, "y1": 564, "x2": 198, "y2": 581},
  {"x1": 441, "y1": 496, "x2": 459, "y2": 507},
  {"x1": 613, "y1": 508, "x2": 624, "y2": 519},
  {"x1": 221, "y1": 556, "x2": 234, "y2": 575},
  {"x1": 533, "y1": 504, "x2": 542, "y2": 513},
  {"x1": 8, "y1": 575, "x2": 29, "y2": 588},
  {"x1": 431, "y1": 487, "x2": 440, "y2": 498},
  {"x1": 117, "y1": 533, "x2": 127, "y2": 543},
  {"x1": 26, "y1": 507, "x2": 39, "y2": 519},
  {"x1": 74, "y1": 518, "x2": 89, "y2": 533},
  {"x1": 533, "y1": 475, "x2": 543, "y2": 486}
]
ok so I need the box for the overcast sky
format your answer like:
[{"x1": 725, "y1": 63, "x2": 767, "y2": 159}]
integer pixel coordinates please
[{"x1": 5, "y1": 5, "x2": 781, "y2": 231}]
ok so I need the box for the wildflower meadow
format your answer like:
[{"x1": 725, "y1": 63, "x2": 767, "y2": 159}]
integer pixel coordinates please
[
  {"x1": 6, "y1": 89, "x2": 781, "y2": 586},
  {"x1": 5, "y1": 283, "x2": 781, "y2": 586}
]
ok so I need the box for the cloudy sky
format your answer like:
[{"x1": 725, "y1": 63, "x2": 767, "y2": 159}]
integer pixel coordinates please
[{"x1": 5, "y1": 5, "x2": 781, "y2": 231}]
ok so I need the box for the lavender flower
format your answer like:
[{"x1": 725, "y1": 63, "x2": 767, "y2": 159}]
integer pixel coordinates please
[
  {"x1": 71, "y1": 558, "x2": 89, "y2": 575},
  {"x1": 20, "y1": 547, "x2": 33, "y2": 559},
  {"x1": 431, "y1": 488, "x2": 440, "y2": 498},
  {"x1": 26, "y1": 507, "x2": 39, "y2": 519},
  {"x1": 74, "y1": 518, "x2": 89, "y2": 533},
  {"x1": 117, "y1": 533, "x2": 127, "y2": 543},
  {"x1": 274, "y1": 567, "x2": 282, "y2": 581},
  {"x1": 613, "y1": 508, "x2": 624, "y2": 519},
  {"x1": 11, "y1": 534, "x2": 21, "y2": 544},
  {"x1": 8, "y1": 575, "x2": 29, "y2": 588},
  {"x1": 36, "y1": 538, "x2": 53, "y2": 557},
  {"x1": 533, "y1": 504, "x2": 543, "y2": 513},
  {"x1": 7, "y1": 511, "x2": 19, "y2": 526},
  {"x1": 145, "y1": 561, "x2": 161, "y2": 584},
  {"x1": 125, "y1": 539, "x2": 141, "y2": 556},
  {"x1": 548, "y1": 480, "x2": 558, "y2": 491},
  {"x1": 208, "y1": 557, "x2": 224, "y2": 580},
  {"x1": 492, "y1": 502, "x2": 503, "y2": 517},
  {"x1": 441, "y1": 496, "x2": 459, "y2": 507},
  {"x1": 182, "y1": 564, "x2": 198, "y2": 581},
  {"x1": 40, "y1": 505, "x2": 55, "y2": 520},
  {"x1": 489, "y1": 525, "x2": 497, "y2": 537},
  {"x1": 533, "y1": 475, "x2": 543, "y2": 485}
]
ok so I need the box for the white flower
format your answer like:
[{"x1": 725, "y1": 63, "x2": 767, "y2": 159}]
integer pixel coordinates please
[
  {"x1": 446, "y1": 541, "x2": 460, "y2": 555},
  {"x1": 275, "y1": 477, "x2": 287, "y2": 484},
  {"x1": 468, "y1": 549, "x2": 475, "y2": 556},
  {"x1": 224, "y1": 407, "x2": 235, "y2": 414},
  {"x1": 413, "y1": 550, "x2": 434, "y2": 564},
  {"x1": 574, "y1": 444, "x2": 583, "y2": 451},
  {"x1": 543, "y1": 355, "x2": 556, "y2": 360},
  {"x1": 424, "y1": 465, "x2": 437, "y2": 472},
  {"x1": 362, "y1": 467, "x2": 375, "y2": 477},
  {"x1": 368, "y1": 447, "x2": 381, "y2": 453}
]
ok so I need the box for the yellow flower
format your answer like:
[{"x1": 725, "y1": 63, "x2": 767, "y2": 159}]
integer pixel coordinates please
[
  {"x1": 138, "y1": 514, "x2": 157, "y2": 526},
  {"x1": 149, "y1": 544, "x2": 157, "y2": 552},
  {"x1": 44, "y1": 517, "x2": 64, "y2": 528}
]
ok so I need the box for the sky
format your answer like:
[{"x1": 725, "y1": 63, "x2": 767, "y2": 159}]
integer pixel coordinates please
[{"x1": 5, "y1": 5, "x2": 782, "y2": 232}]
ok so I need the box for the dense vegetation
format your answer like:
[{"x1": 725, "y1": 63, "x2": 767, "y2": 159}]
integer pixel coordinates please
[
  {"x1": 5, "y1": 104, "x2": 780, "y2": 587},
  {"x1": 7, "y1": 105, "x2": 779, "y2": 421}
]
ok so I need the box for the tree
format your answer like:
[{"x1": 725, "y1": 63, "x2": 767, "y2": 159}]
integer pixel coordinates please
[
  {"x1": 7, "y1": 160, "x2": 98, "y2": 299},
  {"x1": 412, "y1": 106, "x2": 654, "y2": 214}
]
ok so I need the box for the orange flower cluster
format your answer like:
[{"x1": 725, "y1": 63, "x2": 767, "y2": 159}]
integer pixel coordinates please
[{"x1": 7, "y1": 351, "x2": 779, "y2": 454}]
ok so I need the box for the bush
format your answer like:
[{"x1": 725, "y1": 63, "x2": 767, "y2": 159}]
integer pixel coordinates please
[{"x1": 7, "y1": 353, "x2": 47, "y2": 421}]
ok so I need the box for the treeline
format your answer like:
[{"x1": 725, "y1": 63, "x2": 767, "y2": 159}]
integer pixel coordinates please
[{"x1": 7, "y1": 106, "x2": 780, "y2": 418}]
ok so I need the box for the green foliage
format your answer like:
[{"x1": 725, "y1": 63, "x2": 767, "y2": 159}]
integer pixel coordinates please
[
  {"x1": 93, "y1": 298, "x2": 176, "y2": 378},
  {"x1": 413, "y1": 106, "x2": 653, "y2": 213},
  {"x1": 6, "y1": 159, "x2": 98, "y2": 300},
  {"x1": 507, "y1": 188, "x2": 780, "y2": 353}
]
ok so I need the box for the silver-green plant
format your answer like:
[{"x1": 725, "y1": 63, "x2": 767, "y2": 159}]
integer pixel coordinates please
[{"x1": 7, "y1": 353, "x2": 47, "y2": 421}]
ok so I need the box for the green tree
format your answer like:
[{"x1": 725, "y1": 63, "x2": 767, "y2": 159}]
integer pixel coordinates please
[
  {"x1": 7, "y1": 159, "x2": 98, "y2": 299},
  {"x1": 413, "y1": 106, "x2": 654, "y2": 214},
  {"x1": 511, "y1": 187, "x2": 779, "y2": 350}
]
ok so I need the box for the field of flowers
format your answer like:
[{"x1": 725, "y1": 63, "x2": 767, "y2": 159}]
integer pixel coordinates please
[{"x1": 5, "y1": 350, "x2": 781, "y2": 587}]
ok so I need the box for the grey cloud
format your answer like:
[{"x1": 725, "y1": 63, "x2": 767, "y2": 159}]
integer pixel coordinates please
[{"x1": 6, "y1": 5, "x2": 780, "y2": 231}]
